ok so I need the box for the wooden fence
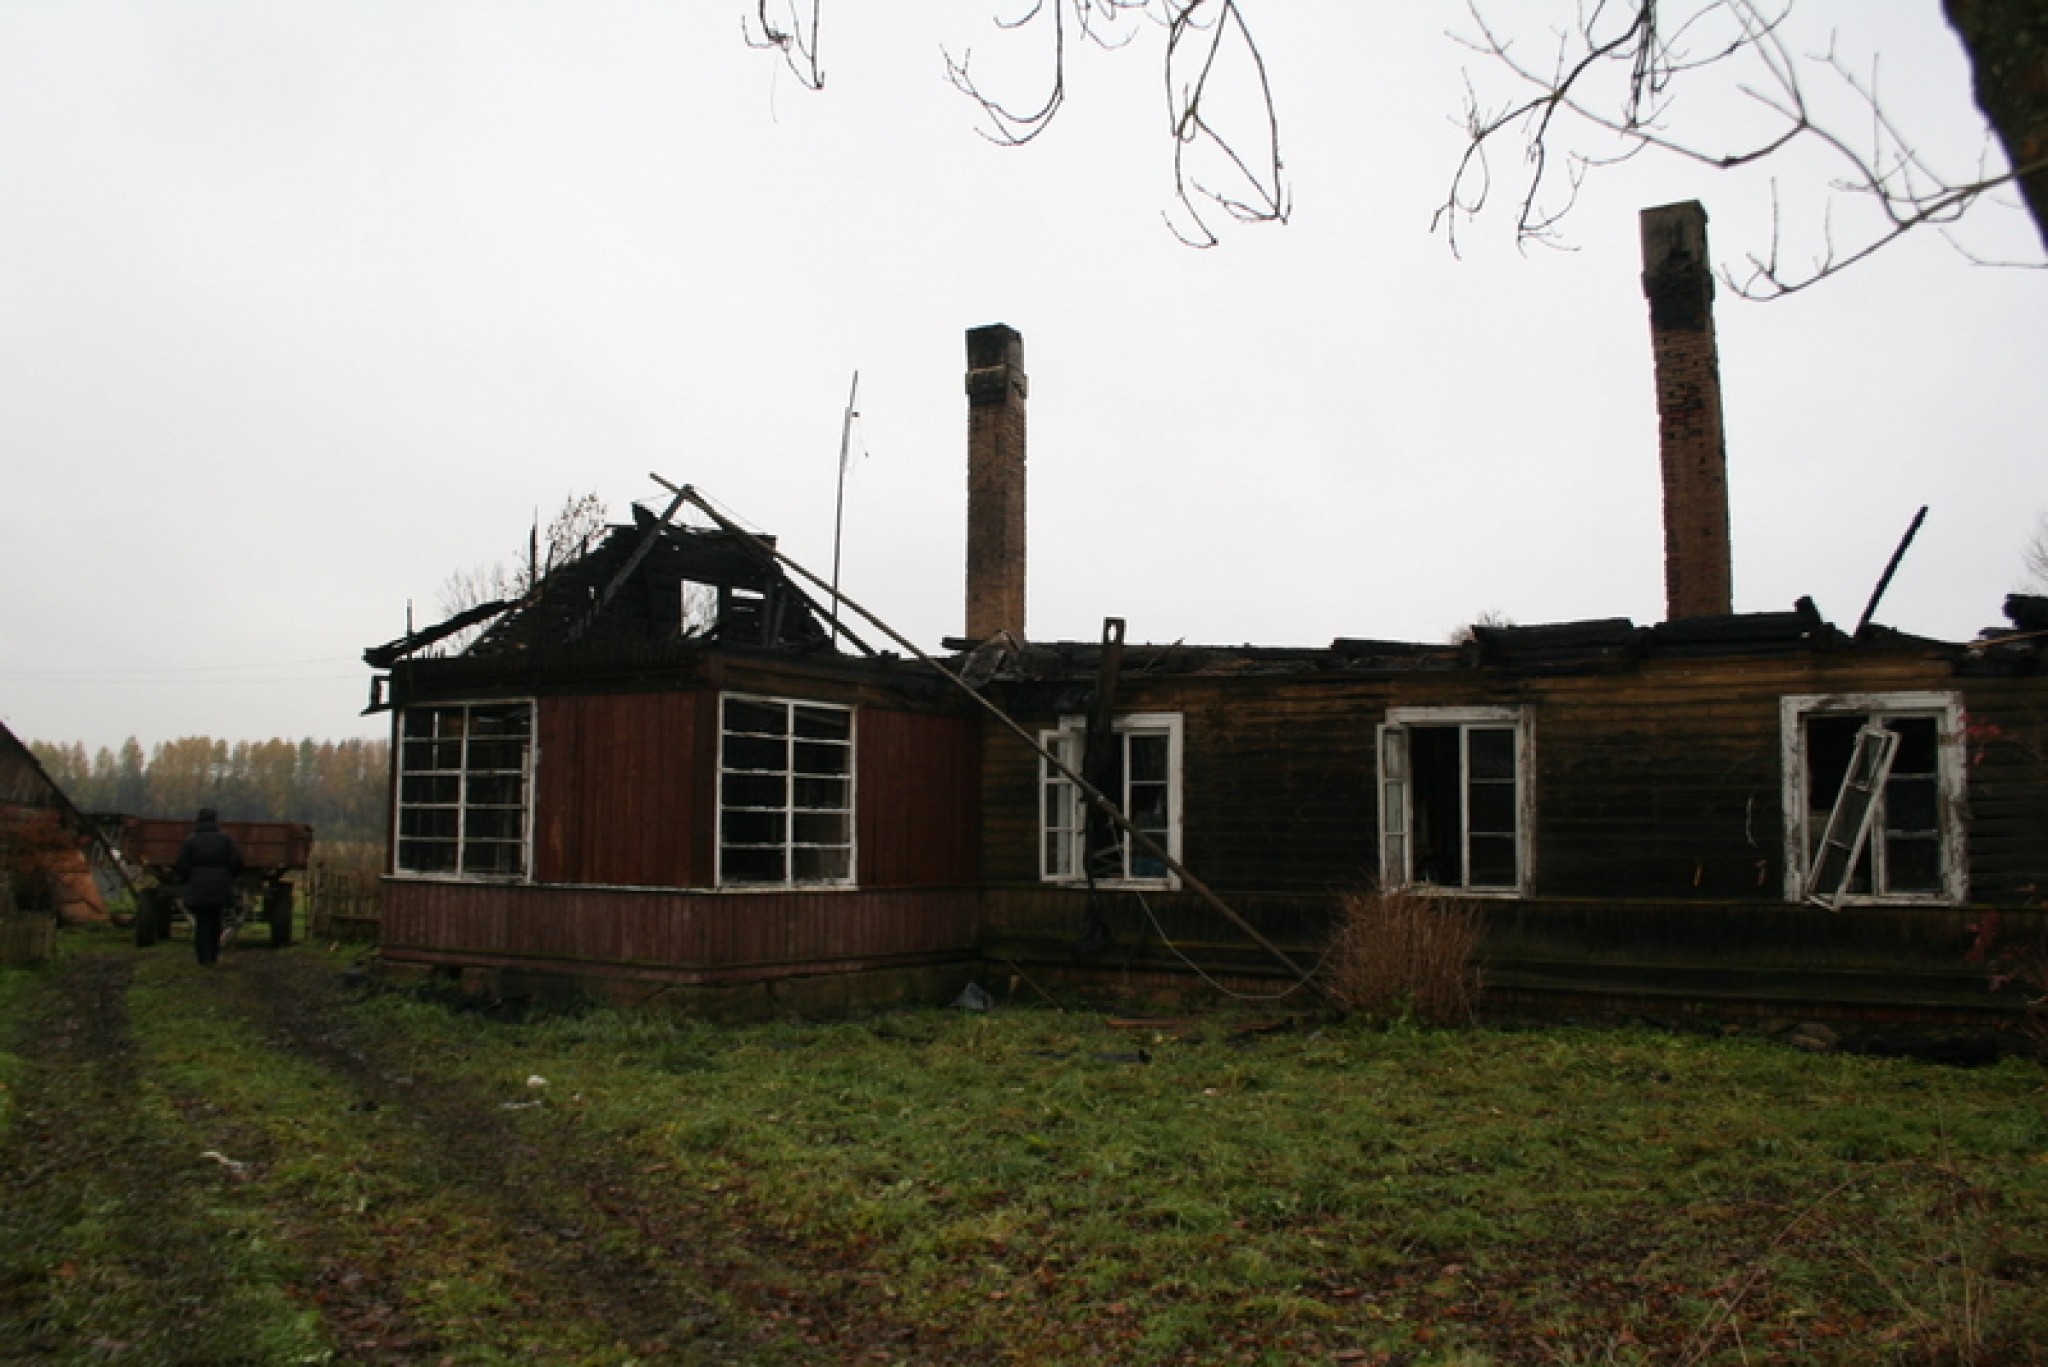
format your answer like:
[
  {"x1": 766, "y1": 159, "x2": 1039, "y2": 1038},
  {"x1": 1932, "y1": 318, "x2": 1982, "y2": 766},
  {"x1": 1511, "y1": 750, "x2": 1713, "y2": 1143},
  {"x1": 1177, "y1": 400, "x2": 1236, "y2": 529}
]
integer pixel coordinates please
[
  {"x1": 306, "y1": 863, "x2": 382, "y2": 941},
  {"x1": 0, "y1": 871, "x2": 56, "y2": 965}
]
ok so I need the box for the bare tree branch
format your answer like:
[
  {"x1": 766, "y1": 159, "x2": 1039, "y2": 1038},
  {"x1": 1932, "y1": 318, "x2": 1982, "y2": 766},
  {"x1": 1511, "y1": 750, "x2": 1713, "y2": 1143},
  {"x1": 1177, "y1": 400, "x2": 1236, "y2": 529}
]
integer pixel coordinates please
[
  {"x1": 2025, "y1": 510, "x2": 2048, "y2": 593},
  {"x1": 1439, "y1": 0, "x2": 2048, "y2": 297},
  {"x1": 744, "y1": 0, "x2": 825, "y2": 92},
  {"x1": 435, "y1": 491, "x2": 610, "y2": 655},
  {"x1": 936, "y1": 1, "x2": 1288, "y2": 246}
]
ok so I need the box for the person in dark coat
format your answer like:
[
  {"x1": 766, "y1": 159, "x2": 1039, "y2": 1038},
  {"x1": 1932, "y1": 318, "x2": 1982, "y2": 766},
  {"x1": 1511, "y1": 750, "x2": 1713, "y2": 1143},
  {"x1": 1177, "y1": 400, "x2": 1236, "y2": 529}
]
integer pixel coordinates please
[{"x1": 171, "y1": 807, "x2": 242, "y2": 966}]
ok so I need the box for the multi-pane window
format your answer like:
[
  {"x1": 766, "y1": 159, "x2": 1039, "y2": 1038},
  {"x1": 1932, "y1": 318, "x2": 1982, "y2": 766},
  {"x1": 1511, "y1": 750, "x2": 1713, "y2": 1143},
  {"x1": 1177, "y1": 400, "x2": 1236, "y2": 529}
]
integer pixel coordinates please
[
  {"x1": 395, "y1": 702, "x2": 533, "y2": 878},
  {"x1": 1040, "y1": 714, "x2": 1182, "y2": 886},
  {"x1": 719, "y1": 696, "x2": 854, "y2": 887},
  {"x1": 1782, "y1": 693, "x2": 1964, "y2": 906},
  {"x1": 1378, "y1": 707, "x2": 1530, "y2": 894}
]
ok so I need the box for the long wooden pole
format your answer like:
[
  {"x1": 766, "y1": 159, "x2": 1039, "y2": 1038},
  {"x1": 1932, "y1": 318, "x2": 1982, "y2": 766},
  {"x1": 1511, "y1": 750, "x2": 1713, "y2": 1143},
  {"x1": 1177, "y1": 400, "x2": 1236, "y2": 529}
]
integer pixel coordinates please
[{"x1": 653, "y1": 475, "x2": 1343, "y2": 1014}]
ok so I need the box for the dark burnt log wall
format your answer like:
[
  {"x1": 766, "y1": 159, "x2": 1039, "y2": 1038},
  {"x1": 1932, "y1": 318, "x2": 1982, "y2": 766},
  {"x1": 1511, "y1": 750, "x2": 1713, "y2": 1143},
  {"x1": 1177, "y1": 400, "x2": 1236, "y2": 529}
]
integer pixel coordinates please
[
  {"x1": 982, "y1": 650, "x2": 2033, "y2": 919},
  {"x1": 1531, "y1": 652, "x2": 1950, "y2": 900},
  {"x1": 1957, "y1": 672, "x2": 2048, "y2": 903}
]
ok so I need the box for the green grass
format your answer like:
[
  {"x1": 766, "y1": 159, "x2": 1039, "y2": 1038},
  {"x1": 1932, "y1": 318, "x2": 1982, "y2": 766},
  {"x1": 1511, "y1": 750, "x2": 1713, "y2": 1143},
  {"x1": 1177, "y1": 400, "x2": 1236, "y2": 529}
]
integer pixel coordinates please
[
  {"x1": 0, "y1": 960, "x2": 35, "y2": 1140},
  {"x1": 357, "y1": 993, "x2": 2048, "y2": 1363},
  {"x1": 6, "y1": 930, "x2": 2048, "y2": 1364}
]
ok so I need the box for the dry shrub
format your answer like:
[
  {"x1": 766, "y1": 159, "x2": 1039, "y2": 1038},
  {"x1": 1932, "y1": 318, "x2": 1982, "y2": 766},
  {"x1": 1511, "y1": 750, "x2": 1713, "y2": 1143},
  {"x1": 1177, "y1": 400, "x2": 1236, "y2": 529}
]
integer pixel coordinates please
[{"x1": 1325, "y1": 885, "x2": 1485, "y2": 1025}]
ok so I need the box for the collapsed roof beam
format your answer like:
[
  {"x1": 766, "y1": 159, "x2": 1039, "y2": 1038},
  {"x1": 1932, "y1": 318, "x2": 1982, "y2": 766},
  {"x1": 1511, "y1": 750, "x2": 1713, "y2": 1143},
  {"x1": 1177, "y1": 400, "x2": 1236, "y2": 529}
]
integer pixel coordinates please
[
  {"x1": 363, "y1": 598, "x2": 516, "y2": 668},
  {"x1": 644, "y1": 475, "x2": 878, "y2": 657},
  {"x1": 565, "y1": 485, "x2": 693, "y2": 644}
]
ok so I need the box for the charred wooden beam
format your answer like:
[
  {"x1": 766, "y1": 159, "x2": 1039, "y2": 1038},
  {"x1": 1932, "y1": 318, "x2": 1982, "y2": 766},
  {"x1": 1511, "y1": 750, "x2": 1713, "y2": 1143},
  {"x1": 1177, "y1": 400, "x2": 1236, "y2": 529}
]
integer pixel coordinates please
[
  {"x1": 363, "y1": 598, "x2": 516, "y2": 668},
  {"x1": 1081, "y1": 617, "x2": 1127, "y2": 880},
  {"x1": 566, "y1": 486, "x2": 691, "y2": 644}
]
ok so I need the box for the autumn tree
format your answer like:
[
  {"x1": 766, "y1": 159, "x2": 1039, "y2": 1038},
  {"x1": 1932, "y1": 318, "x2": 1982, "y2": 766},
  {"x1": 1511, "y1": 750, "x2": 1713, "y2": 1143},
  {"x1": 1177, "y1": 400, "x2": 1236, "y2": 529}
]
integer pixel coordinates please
[{"x1": 28, "y1": 734, "x2": 392, "y2": 842}]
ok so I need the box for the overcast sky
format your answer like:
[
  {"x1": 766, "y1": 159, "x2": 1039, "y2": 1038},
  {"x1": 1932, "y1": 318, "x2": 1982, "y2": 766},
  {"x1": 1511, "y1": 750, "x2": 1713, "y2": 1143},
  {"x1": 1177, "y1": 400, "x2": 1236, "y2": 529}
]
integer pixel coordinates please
[{"x1": 4, "y1": 1, "x2": 2043, "y2": 755}]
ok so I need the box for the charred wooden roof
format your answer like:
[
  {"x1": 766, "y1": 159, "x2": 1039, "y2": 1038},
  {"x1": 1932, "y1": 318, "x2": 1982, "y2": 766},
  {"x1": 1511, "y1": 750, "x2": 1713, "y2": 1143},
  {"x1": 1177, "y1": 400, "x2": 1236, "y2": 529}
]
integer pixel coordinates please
[
  {"x1": 468, "y1": 520, "x2": 836, "y2": 660},
  {"x1": 957, "y1": 600, "x2": 2032, "y2": 686},
  {"x1": 367, "y1": 516, "x2": 853, "y2": 673}
]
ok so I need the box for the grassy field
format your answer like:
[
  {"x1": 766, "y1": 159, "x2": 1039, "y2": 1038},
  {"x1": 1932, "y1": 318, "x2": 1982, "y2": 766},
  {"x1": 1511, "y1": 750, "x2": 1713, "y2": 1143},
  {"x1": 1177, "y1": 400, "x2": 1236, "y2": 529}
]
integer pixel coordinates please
[{"x1": 2, "y1": 927, "x2": 2046, "y2": 1364}]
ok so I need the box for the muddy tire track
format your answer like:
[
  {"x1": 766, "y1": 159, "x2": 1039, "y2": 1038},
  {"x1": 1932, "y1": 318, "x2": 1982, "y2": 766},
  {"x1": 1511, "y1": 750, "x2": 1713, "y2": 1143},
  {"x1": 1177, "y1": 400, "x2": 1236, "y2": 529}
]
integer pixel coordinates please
[
  {"x1": 0, "y1": 953, "x2": 286, "y2": 1364},
  {"x1": 228, "y1": 950, "x2": 954, "y2": 1365}
]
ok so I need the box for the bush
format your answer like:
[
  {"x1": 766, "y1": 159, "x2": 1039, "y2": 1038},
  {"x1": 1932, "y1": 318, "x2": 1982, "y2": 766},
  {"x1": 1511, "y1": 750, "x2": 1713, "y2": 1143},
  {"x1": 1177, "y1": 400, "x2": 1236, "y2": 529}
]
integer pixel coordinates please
[{"x1": 1324, "y1": 885, "x2": 1485, "y2": 1025}]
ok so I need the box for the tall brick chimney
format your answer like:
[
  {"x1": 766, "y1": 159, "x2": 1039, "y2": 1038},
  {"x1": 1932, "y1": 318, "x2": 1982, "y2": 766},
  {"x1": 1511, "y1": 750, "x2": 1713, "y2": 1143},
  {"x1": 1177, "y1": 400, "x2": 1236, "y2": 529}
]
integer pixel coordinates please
[
  {"x1": 965, "y1": 323, "x2": 1028, "y2": 642},
  {"x1": 1641, "y1": 201, "x2": 1733, "y2": 620}
]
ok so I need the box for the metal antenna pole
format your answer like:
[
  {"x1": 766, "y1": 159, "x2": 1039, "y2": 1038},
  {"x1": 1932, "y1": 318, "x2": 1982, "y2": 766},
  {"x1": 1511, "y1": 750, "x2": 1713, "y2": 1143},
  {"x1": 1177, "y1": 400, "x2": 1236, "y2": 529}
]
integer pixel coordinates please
[{"x1": 829, "y1": 371, "x2": 859, "y2": 647}]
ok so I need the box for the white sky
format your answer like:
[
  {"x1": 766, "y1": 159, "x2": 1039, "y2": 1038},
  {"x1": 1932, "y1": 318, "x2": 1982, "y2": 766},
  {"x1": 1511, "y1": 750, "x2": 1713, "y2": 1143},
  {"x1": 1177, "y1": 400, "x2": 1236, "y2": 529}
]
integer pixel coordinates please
[{"x1": 3, "y1": 2, "x2": 2043, "y2": 755}]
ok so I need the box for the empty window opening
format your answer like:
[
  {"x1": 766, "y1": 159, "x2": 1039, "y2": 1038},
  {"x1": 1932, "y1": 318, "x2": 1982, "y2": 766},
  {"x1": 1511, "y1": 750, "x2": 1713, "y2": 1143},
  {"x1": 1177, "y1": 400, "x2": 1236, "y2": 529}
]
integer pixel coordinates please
[
  {"x1": 1379, "y1": 709, "x2": 1528, "y2": 895},
  {"x1": 679, "y1": 580, "x2": 719, "y2": 637},
  {"x1": 1802, "y1": 713, "x2": 1944, "y2": 902}
]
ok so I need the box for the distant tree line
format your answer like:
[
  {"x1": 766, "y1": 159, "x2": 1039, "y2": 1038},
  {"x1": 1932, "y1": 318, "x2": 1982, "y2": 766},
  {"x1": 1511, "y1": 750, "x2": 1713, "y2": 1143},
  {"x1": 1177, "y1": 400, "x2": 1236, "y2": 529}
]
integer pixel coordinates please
[{"x1": 28, "y1": 736, "x2": 390, "y2": 844}]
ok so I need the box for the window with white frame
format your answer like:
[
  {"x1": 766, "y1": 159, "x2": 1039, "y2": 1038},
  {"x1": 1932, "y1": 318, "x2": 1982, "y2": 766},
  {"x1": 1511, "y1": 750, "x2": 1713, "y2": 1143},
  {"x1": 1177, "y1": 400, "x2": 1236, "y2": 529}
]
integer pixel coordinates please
[
  {"x1": 1040, "y1": 713, "x2": 1182, "y2": 887},
  {"x1": 1378, "y1": 707, "x2": 1531, "y2": 894},
  {"x1": 395, "y1": 701, "x2": 534, "y2": 879},
  {"x1": 1781, "y1": 692, "x2": 1965, "y2": 907},
  {"x1": 718, "y1": 695, "x2": 854, "y2": 887}
]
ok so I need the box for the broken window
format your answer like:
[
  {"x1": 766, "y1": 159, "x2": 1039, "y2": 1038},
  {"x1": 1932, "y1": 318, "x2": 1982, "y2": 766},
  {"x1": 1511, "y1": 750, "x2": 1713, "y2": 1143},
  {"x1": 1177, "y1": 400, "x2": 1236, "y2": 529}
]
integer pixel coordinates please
[
  {"x1": 1377, "y1": 708, "x2": 1529, "y2": 894},
  {"x1": 1784, "y1": 694, "x2": 1962, "y2": 906},
  {"x1": 395, "y1": 701, "x2": 533, "y2": 879},
  {"x1": 1039, "y1": 713, "x2": 1182, "y2": 887},
  {"x1": 718, "y1": 695, "x2": 854, "y2": 887}
]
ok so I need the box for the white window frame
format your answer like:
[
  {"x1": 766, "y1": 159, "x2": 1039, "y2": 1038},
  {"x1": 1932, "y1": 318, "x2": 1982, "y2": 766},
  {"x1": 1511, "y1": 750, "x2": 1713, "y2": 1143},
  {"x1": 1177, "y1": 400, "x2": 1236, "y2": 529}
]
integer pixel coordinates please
[
  {"x1": 716, "y1": 693, "x2": 856, "y2": 889},
  {"x1": 1780, "y1": 692, "x2": 1966, "y2": 907},
  {"x1": 393, "y1": 699, "x2": 536, "y2": 882},
  {"x1": 1039, "y1": 712, "x2": 1183, "y2": 889},
  {"x1": 1377, "y1": 706, "x2": 1533, "y2": 897}
]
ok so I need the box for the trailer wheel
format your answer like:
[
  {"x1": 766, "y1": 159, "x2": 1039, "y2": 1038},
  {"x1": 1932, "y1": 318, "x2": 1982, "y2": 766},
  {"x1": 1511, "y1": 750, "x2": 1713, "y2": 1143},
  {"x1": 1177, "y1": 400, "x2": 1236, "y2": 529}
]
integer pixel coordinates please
[
  {"x1": 266, "y1": 884, "x2": 295, "y2": 948},
  {"x1": 135, "y1": 890, "x2": 159, "y2": 948}
]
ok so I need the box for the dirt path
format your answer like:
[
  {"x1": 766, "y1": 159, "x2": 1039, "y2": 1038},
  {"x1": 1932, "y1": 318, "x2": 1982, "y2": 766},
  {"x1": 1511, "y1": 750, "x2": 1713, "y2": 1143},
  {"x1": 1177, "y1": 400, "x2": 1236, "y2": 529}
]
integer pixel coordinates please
[
  {"x1": 0, "y1": 943, "x2": 950, "y2": 1365},
  {"x1": 0, "y1": 953, "x2": 280, "y2": 1363}
]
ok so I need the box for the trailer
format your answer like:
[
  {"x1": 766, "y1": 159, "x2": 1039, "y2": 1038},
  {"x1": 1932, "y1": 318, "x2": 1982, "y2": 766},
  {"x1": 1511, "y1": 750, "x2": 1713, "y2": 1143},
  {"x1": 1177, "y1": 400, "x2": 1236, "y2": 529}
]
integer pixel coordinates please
[{"x1": 118, "y1": 817, "x2": 313, "y2": 950}]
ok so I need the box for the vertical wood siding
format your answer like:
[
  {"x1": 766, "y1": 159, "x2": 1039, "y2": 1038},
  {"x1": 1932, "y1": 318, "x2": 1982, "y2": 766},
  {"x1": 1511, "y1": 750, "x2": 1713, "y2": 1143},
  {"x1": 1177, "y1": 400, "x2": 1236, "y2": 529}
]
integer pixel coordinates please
[
  {"x1": 527, "y1": 691, "x2": 976, "y2": 893},
  {"x1": 383, "y1": 879, "x2": 979, "y2": 979},
  {"x1": 857, "y1": 709, "x2": 980, "y2": 887},
  {"x1": 534, "y1": 691, "x2": 714, "y2": 888}
]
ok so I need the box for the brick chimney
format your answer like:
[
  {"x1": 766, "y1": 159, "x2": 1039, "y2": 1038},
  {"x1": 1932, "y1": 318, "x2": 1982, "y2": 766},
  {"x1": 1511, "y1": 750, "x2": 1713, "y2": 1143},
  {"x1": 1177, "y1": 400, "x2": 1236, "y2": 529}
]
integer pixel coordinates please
[
  {"x1": 965, "y1": 323, "x2": 1028, "y2": 642},
  {"x1": 1641, "y1": 201, "x2": 1733, "y2": 620}
]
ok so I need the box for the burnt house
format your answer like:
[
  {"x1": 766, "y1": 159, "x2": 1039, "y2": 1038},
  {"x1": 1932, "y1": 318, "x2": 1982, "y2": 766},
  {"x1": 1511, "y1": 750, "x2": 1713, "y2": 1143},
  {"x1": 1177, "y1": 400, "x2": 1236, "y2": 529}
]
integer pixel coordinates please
[
  {"x1": 365, "y1": 501, "x2": 982, "y2": 1012},
  {"x1": 967, "y1": 602, "x2": 2048, "y2": 1014},
  {"x1": 365, "y1": 206, "x2": 2048, "y2": 1018}
]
